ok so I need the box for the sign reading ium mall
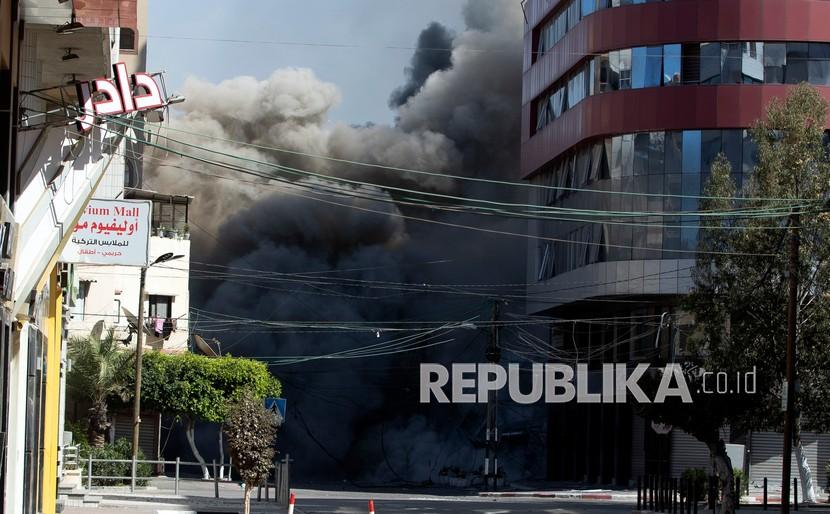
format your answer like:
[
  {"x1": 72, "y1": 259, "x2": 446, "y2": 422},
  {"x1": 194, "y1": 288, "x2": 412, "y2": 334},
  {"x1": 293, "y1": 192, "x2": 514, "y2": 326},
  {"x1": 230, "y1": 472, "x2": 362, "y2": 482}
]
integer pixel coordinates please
[{"x1": 61, "y1": 199, "x2": 151, "y2": 267}]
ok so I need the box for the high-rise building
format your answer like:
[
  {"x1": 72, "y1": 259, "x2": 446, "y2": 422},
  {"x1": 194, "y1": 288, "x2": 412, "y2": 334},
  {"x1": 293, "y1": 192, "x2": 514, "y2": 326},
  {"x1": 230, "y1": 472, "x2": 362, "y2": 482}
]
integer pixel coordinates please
[{"x1": 521, "y1": 0, "x2": 830, "y2": 489}]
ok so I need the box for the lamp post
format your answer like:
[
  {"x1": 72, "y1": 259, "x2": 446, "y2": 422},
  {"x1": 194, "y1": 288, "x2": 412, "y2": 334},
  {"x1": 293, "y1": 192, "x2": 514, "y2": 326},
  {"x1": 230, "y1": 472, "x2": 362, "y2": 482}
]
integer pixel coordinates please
[{"x1": 132, "y1": 252, "x2": 184, "y2": 464}]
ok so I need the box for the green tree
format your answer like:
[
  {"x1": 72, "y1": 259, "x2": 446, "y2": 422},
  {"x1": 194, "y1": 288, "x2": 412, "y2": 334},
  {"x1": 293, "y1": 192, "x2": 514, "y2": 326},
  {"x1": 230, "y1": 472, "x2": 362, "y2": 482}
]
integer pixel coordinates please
[
  {"x1": 224, "y1": 390, "x2": 278, "y2": 514},
  {"x1": 67, "y1": 328, "x2": 135, "y2": 447},
  {"x1": 136, "y1": 351, "x2": 280, "y2": 478},
  {"x1": 643, "y1": 83, "x2": 830, "y2": 512}
]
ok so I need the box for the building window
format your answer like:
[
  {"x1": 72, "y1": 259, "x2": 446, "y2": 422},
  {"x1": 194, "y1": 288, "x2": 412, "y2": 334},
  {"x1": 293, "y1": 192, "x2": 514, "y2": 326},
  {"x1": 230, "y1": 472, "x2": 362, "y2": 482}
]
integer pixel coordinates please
[
  {"x1": 681, "y1": 130, "x2": 701, "y2": 174},
  {"x1": 120, "y1": 28, "x2": 136, "y2": 51},
  {"x1": 663, "y1": 44, "x2": 681, "y2": 85},
  {"x1": 742, "y1": 42, "x2": 764, "y2": 83},
  {"x1": 148, "y1": 295, "x2": 175, "y2": 338},
  {"x1": 786, "y1": 43, "x2": 809, "y2": 83},
  {"x1": 764, "y1": 43, "x2": 786, "y2": 83},
  {"x1": 808, "y1": 42, "x2": 830, "y2": 85},
  {"x1": 72, "y1": 280, "x2": 91, "y2": 320},
  {"x1": 699, "y1": 43, "x2": 721, "y2": 84}
]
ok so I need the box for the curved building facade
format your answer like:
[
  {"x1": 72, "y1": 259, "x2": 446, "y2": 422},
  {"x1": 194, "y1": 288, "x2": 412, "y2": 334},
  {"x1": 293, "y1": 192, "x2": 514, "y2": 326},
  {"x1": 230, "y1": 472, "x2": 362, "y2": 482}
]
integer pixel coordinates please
[{"x1": 521, "y1": 0, "x2": 830, "y2": 485}]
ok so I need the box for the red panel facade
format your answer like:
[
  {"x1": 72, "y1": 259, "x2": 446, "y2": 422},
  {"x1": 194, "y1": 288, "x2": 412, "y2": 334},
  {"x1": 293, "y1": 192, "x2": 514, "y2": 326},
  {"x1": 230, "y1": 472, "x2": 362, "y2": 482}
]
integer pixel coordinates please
[
  {"x1": 520, "y1": 0, "x2": 830, "y2": 178},
  {"x1": 521, "y1": 85, "x2": 830, "y2": 178},
  {"x1": 74, "y1": 0, "x2": 137, "y2": 30}
]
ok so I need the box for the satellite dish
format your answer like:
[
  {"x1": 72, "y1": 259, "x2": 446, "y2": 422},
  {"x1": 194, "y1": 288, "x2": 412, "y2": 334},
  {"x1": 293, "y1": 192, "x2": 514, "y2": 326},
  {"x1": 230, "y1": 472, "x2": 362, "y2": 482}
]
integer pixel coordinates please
[
  {"x1": 90, "y1": 320, "x2": 104, "y2": 342},
  {"x1": 121, "y1": 306, "x2": 164, "y2": 348},
  {"x1": 193, "y1": 334, "x2": 218, "y2": 357}
]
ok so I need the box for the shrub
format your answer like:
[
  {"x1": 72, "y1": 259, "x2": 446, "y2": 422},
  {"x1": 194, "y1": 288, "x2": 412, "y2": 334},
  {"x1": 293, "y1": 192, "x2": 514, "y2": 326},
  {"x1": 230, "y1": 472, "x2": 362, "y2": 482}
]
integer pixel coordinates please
[
  {"x1": 733, "y1": 468, "x2": 748, "y2": 496},
  {"x1": 65, "y1": 418, "x2": 89, "y2": 447},
  {"x1": 79, "y1": 438, "x2": 152, "y2": 487},
  {"x1": 681, "y1": 468, "x2": 708, "y2": 502}
]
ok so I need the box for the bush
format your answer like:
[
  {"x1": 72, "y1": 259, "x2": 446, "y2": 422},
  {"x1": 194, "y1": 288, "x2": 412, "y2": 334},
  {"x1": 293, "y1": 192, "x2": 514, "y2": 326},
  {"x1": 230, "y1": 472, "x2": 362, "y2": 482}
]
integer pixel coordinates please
[
  {"x1": 733, "y1": 468, "x2": 748, "y2": 496},
  {"x1": 65, "y1": 418, "x2": 89, "y2": 447},
  {"x1": 681, "y1": 468, "x2": 708, "y2": 502},
  {"x1": 79, "y1": 438, "x2": 152, "y2": 487}
]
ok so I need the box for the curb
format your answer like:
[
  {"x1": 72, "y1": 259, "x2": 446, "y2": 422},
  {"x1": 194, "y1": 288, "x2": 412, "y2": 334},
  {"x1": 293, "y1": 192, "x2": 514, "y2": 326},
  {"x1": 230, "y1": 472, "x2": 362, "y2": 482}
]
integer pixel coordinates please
[{"x1": 478, "y1": 491, "x2": 637, "y2": 501}]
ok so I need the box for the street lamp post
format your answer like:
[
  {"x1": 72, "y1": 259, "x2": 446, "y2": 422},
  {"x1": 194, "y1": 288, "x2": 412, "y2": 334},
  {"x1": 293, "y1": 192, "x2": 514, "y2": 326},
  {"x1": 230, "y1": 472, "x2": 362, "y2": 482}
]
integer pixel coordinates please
[{"x1": 131, "y1": 252, "x2": 184, "y2": 484}]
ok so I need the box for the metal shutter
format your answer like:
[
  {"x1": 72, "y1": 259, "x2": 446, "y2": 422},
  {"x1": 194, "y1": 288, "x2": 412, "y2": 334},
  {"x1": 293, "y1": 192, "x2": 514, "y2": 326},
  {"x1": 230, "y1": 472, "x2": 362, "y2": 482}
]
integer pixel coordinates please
[
  {"x1": 111, "y1": 412, "x2": 158, "y2": 460},
  {"x1": 748, "y1": 431, "x2": 818, "y2": 489},
  {"x1": 671, "y1": 430, "x2": 712, "y2": 477},
  {"x1": 669, "y1": 427, "x2": 730, "y2": 477},
  {"x1": 631, "y1": 415, "x2": 645, "y2": 478}
]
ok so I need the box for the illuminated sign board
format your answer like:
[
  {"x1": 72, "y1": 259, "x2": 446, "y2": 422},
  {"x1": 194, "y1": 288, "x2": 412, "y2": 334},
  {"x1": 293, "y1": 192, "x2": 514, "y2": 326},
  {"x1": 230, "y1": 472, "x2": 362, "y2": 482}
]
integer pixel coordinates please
[
  {"x1": 75, "y1": 62, "x2": 164, "y2": 132},
  {"x1": 61, "y1": 199, "x2": 151, "y2": 266}
]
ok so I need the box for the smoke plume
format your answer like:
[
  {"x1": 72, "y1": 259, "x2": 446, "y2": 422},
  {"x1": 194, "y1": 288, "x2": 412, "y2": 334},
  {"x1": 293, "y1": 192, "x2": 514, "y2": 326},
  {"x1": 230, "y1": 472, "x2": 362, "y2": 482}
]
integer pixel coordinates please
[
  {"x1": 147, "y1": 0, "x2": 540, "y2": 483},
  {"x1": 388, "y1": 22, "x2": 454, "y2": 108}
]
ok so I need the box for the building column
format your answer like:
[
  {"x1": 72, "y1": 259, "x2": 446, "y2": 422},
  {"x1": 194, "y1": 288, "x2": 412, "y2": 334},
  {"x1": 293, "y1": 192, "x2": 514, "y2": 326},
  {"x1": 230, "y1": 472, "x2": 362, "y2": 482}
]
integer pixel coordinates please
[
  {"x1": 4, "y1": 319, "x2": 28, "y2": 514},
  {"x1": 40, "y1": 266, "x2": 63, "y2": 514}
]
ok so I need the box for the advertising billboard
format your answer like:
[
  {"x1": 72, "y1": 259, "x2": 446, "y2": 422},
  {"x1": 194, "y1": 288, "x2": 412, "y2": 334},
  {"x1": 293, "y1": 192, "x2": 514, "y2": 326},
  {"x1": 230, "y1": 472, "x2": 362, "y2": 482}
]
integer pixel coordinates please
[{"x1": 61, "y1": 199, "x2": 151, "y2": 267}]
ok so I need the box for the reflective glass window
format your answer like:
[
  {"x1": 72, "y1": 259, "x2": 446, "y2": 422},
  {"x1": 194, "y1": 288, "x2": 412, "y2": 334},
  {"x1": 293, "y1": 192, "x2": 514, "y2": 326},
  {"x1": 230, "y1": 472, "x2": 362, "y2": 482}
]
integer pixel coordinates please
[
  {"x1": 610, "y1": 136, "x2": 623, "y2": 179},
  {"x1": 621, "y1": 134, "x2": 634, "y2": 177},
  {"x1": 649, "y1": 131, "x2": 665, "y2": 174},
  {"x1": 681, "y1": 175, "x2": 700, "y2": 210},
  {"x1": 645, "y1": 46, "x2": 663, "y2": 87},
  {"x1": 609, "y1": 51, "x2": 621, "y2": 90},
  {"x1": 665, "y1": 131, "x2": 683, "y2": 172},
  {"x1": 700, "y1": 43, "x2": 721, "y2": 84},
  {"x1": 647, "y1": 175, "x2": 663, "y2": 213},
  {"x1": 742, "y1": 42, "x2": 764, "y2": 83},
  {"x1": 619, "y1": 48, "x2": 633, "y2": 89},
  {"x1": 663, "y1": 44, "x2": 681, "y2": 85},
  {"x1": 632, "y1": 47, "x2": 648, "y2": 89},
  {"x1": 536, "y1": 98, "x2": 547, "y2": 131},
  {"x1": 808, "y1": 43, "x2": 830, "y2": 85},
  {"x1": 567, "y1": 0, "x2": 580, "y2": 30},
  {"x1": 764, "y1": 43, "x2": 786, "y2": 83},
  {"x1": 634, "y1": 132, "x2": 650, "y2": 174},
  {"x1": 721, "y1": 43, "x2": 742, "y2": 83},
  {"x1": 576, "y1": 148, "x2": 591, "y2": 187},
  {"x1": 786, "y1": 43, "x2": 809, "y2": 83},
  {"x1": 701, "y1": 130, "x2": 722, "y2": 172},
  {"x1": 681, "y1": 43, "x2": 701, "y2": 84},
  {"x1": 598, "y1": 54, "x2": 611, "y2": 92},
  {"x1": 742, "y1": 129, "x2": 758, "y2": 174},
  {"x1": 722, "y1": 129, "x2": 743, "y2": 173},
  {"x1": 582, "y1": 0, "x2": 595, "y2": 16},
  {"x1": 680, "y1": 219, "x2": 698, "y2": 253},
  {"x1": 664, "y1": 173, "x2": 681, "y2": 211},
  {"x1": 663, "y1": 216, "x2": 681, "y2": 258},
  {"x1": 682, "y1": 130, "x2": 701, "y2": 173}
]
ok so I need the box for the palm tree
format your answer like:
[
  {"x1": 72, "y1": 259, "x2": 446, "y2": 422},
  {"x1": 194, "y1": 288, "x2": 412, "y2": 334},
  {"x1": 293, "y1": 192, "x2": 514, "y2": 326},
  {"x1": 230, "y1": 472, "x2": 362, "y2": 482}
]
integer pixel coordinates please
[{"x1": 67, "y1": 326, "x2": 135, "y2": 447}]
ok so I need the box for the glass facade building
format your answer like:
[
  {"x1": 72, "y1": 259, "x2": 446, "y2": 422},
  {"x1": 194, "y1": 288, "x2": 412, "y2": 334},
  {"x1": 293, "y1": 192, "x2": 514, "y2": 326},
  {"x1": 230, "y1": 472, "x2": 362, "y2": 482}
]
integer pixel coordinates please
[{"x1": 520, "y1": 0, "x2": 830, "y2": 485}]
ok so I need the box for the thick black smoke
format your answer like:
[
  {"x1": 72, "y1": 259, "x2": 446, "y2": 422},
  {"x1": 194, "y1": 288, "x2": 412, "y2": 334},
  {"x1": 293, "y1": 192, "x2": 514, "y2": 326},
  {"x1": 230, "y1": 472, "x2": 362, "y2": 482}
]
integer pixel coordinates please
[
  {"x1": 148, "y1": 0, "x2": 541, "y2": 484},
  {"x1": 388, "y1": 22, "x2": 454, "y2": 108}
]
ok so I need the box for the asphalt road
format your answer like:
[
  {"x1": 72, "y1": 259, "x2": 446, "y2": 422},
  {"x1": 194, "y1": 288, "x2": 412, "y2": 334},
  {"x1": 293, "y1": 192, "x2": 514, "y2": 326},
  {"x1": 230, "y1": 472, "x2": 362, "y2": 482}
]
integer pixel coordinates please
[{"x1": 291, "y1": 490, "x2": 633, "y2": 514}]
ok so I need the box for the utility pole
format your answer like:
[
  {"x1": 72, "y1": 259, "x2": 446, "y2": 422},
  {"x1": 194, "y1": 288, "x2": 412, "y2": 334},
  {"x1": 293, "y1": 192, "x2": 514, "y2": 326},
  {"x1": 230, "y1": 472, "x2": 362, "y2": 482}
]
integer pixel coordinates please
[
  {"x1": 132, "y1": 253, "x2": 183, "y2": 467},
  {"x1": 781, "y1": 212, "x2": 800, "y2": 514},
  {"x1": 131, "y1": 266, "x2": 147, "y2": 473},
  {"x1": 484, "y1": 301, "x2": 501, "y2": 491}
]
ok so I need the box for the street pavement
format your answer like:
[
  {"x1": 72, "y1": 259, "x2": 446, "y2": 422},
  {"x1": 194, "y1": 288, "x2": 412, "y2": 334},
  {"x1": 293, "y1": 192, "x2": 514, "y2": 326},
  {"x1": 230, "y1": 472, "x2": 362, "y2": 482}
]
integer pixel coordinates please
[{"x1": 59, "y1": 482, "x2": 830, "y2": 514}]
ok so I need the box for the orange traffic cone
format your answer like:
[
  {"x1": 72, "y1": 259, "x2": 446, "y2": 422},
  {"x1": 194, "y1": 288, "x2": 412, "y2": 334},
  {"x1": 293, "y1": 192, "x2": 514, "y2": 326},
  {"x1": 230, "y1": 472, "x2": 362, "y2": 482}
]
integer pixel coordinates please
[
  {"x1": 288, "y1": 491, "x2": 296, "y2": 514},
  {"x1": 368, "y1": 499, "x2": 376, "y2": 514}
]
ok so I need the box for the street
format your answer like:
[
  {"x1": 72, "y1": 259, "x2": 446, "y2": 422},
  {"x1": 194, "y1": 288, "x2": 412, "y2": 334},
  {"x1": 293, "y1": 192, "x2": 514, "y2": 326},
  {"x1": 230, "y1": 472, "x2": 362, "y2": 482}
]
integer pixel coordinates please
[{"x1": 293, "y1": 496, "x2": 632, "y2": 514}]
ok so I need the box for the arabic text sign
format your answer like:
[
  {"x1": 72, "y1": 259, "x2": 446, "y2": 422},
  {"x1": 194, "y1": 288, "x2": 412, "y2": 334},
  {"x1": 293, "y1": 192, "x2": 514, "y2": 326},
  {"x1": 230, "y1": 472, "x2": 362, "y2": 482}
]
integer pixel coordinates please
[{"x1": 61, "y1": 199, "x2": 151, "y2": 266}]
